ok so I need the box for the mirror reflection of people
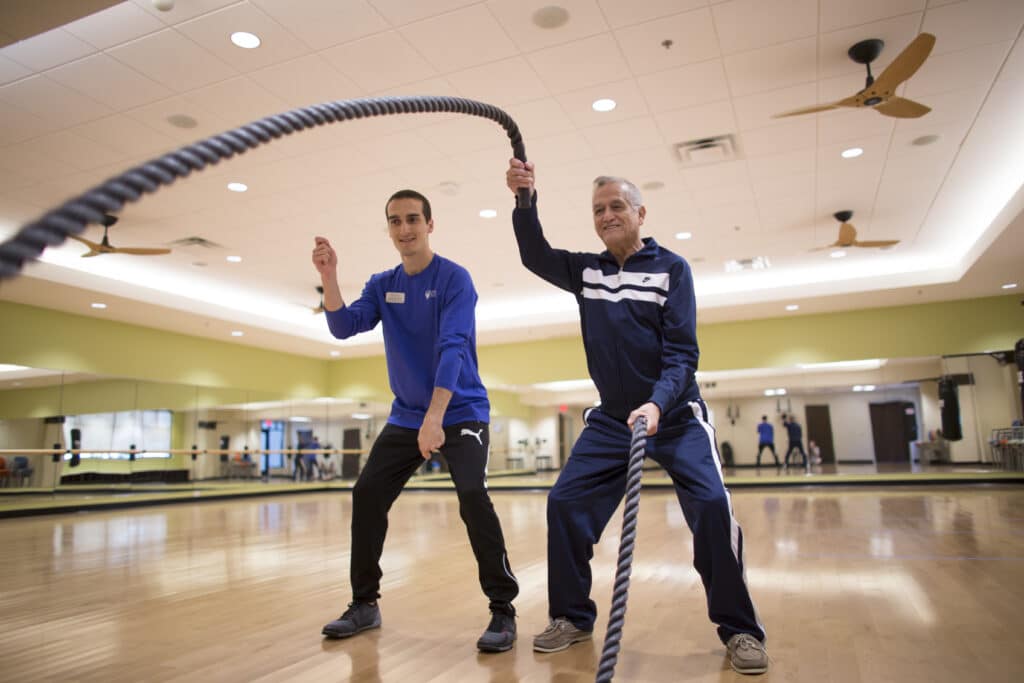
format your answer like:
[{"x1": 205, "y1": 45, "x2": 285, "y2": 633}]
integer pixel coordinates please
[
  {"x1": 782, "y1": 414, "x2": 807, "y2": 470},
  {"x1": 313, "y1": 189, "x2": 518, "y2": 653},
  {"x1": 506, "y1": 159, "x2": 768, "y2": 674},
  {"x1": 756, "y1": 416, "x2": 779, "y2": 467}
]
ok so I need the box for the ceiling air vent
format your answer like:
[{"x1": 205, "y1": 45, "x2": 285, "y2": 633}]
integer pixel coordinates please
[
  {"x1": 673, "y1": 134, "x2": 738, "y2": 166},
  {"x1": 170, "y1": 236, "x2": 223, "y2": 249}
]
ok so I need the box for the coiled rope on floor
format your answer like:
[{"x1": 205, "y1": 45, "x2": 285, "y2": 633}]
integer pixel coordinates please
[
  {"x1": 595, "y1": 415, "x2": 648, "y2": 683},
  {"x1": 0, "y1": 95, "x2": 530, "y2": 281}
]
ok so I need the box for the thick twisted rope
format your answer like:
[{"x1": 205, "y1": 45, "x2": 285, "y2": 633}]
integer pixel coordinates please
[
  {"x1": 595, "y1": 415, "x2": 648, "y2": 683},
  {"x1": 0, "y1": 95, "x2": 530, "y2": 280}
]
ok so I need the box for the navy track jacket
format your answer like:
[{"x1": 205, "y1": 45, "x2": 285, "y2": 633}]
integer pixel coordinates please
[{"x1": 512, "y1": 198, "x2": 701, "y2": 424}]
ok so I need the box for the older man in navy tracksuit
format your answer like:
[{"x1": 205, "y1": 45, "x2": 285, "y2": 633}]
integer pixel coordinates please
[{"x1": 506, "y1": 160, "x2": 768, "y2": 675}]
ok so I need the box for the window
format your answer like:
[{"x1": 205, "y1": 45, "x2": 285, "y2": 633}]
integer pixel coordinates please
[{"x1": 63, "y1": 410, "x2": 172, "y2": 459}]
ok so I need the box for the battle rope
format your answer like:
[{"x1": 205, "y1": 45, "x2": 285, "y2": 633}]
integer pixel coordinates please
[
  {"x1": 595, "y1": 415, "x2": 648, "y2": 683},
  {"x1": 0, "y1": 95, "x2": 530, "y2": 280}
]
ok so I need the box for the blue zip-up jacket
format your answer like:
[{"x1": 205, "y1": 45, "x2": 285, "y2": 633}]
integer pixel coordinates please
[
  {"x1": 512, "y1": 198, "x2": 701, "y2": 424},
  {"x1": 324, "y1": 254, "x2": 489, "y2": 429},
  {"x1": 757, "y1": 422, "x2": 774, "y2": 444}
]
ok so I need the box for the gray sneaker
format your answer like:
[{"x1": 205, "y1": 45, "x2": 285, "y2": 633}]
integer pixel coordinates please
[
  {"x1": 532, "y1": 617, "x2": 592, "y2": 653},
  {"x1": 322, "y1": 601, "x2": 381, "y2": 639},
  {"x1": 726, "y1": 633, "x2": 768, "y2": 674}
]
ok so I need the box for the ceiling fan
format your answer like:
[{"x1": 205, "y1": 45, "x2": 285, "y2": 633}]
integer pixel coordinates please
[
  {"x1": 68, "y1": 214, "x2": 172, "y2": 258},
  {"x1": 814, "y1": 211, "x2": 899, "y2": 250},
  {"x1": 311, "y1": 286, "x2": 325, "y2": 314},
  {"x1": 774, "y1": 33, "x2": 936, "y2": 119}
]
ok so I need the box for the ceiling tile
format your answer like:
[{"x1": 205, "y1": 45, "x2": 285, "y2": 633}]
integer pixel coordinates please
[
  {"x1": 352, "y1": 130, "x2": 443, "y2": 172},
  {"x1": 249, "y1": 53, "x2": 364, "y2": 109},
  {"x1": 731, "y1": 82, "x2": 818, "y2": 129},
  {"x1": 723, "y1": 37, "x2": 817, "y2": 97},
  {"x1": 654, "y1": 99, "x2": 736, "y2": 145},
  {"x1": 63, "y1": 2, "x2": 166, "y2": 50},
  {"x1": 176, "y1": 3, "x2": 311, "y2": 73},
  {"x1": 755, "y1": 180, "x2": 816, "y2": 223},
  {"x1": 72, "y1": 115, "x2": 180, "y2": 159},
  {"x1": 183, "y1": 76, "x2": 289, "y2": 129},
  {"x1": 679, "y1": 159, "x2": 749, "y2": 190},
  {"x1": 0, "y1": 27, "x2": 96, "y2": 72},
  {"x1": 251, "y1": 0, "x2": 389, "y2": 50},
  {"x1": 556, "y1": 79, "x2": 650, "y2": 127},
  {"x1": 47, "y1": 53, "x2": 173, "y2": 111},
  {"x1": 526, "y1": 33, "x2": 633, "y2": 94},
  {"x1": 738, "y1": 118, "x2": 817, "y2": 157},
  {"x1": 106, "y1": 29, "x2": 238, "y2": 92},
  {"x1": 527, "y1": 131, "x2": 598, "y2": 168},
  {"x1": 904, "y1": 40, "x2": 1012, "y2": 98},
  {"x1": 0, "y1": 99, "x2": 60, "y2": 146},
  {"x1": 367, "y1": 0, "x2": 481, "y2": 25},
  {"x1": 321, "y1": 31, "x2": 437, "y2": 92},
  {"x1": 637, "y1": 59, "x2": 731, "y2": 113},
  {"x1": 502, "y1": 98, "x2": 577, "y2": 139},
  {"x1": 923, "y1": 0, "x2": 1024, "y2": 55},
  {"x1": 817, "y1": 13, "x2": 924, "y2": 82},
  {"x1": 0, "y1": 53, "x2": 30, "y2": 86},
  {"x1": 819, "y1": 0, "x2": 927, "y2": 33},
  {"x1": 746, "y1": 148, "x2": 816, "y2": 182},
  {"x1": 711, "y1": 0, "x2": 817, "y2": 55},
  {"x1": 816, "y1": 111, "x2": 894, "y2": 146},
  {"x1": 0, "y1": 76, "x2": 112, "y2": 130},
  {"x1": 399, "y1": 5, "x2": 519, "y2": 73},
  {"x1": 487, "y1": 0, "x2": 609, "y2": 52},
  {"x1": 127, "y1": 0, "x2": 242, "y2": 25},
  {"x1": 419, "y1": 116, "x2": 513, "y2": 156},
  {"x1": 615, "y1": 7, "x2": 720, "y2": 74},
  {"x1": 581, "y1": 115, "x2": 664, "y2": 155},
  {"x1": 598, "y1": 0, "x2": 710, "y2": 29},
  {"x1": 124, "y1": 94, "x2": 235, "y2": 145},
  {"x1": 447, "y1": 57, "x2": 550, "y2": 108}
]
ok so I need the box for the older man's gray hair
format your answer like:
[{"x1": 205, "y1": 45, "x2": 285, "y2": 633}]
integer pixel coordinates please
[{"x1": 593, "y1": 176, "x2": 643, "y2": 209}]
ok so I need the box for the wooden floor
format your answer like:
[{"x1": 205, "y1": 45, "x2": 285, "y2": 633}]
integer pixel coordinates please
[{"x1": 1, "y1": 486, "x2": 1021, "y2": 682}]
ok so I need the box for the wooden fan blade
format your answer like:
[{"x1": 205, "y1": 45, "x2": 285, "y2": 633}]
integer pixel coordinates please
[
  {"x1": 853, "y1": 239, "x2": 900, "y2": 248},
  {"x1": 772, "y1": 102, "x2": 841, "y2": 118},
  {"x1": 873, "y1": 33, "x2": 936, "y2": 94},
  {"x1": 874, "y1": 96, "x2": 931, "y2": 118},
  {"x1": 68, "y1": 234, "x2": 102, "y2": 250},
  {"x1": 80, "y1": 250, "x2": 103, "y2": 258},
  {"x1": 837, "y1": 222, "x2": 857, "y2": 246},
  {"x1": 109, "y1": 247, "x2": 172, "y2": 256}
]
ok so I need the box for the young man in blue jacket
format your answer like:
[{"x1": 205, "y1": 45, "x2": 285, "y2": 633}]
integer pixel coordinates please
[
  {"x1": 312, "y1": 189, "x2": 518, "y2": 653},
  {"x1": 756, "y1": 415, "x2": 779, "y2": 467},
  {"x1": 505, "y1": 160, "x2": 768, "y2": 674}
]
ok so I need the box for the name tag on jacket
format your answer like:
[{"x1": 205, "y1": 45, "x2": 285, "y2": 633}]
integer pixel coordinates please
[{"x1": 385, "y1": 292, "x2": 405, "y2": 304}]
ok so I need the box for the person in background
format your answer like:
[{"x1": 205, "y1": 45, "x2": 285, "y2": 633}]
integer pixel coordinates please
[
  {"x1": 782, "y1": 414, "x2": 808, "y2": 470},
  {"x1": 755, "y1": 416, "x2": 779, "y2": 468}
]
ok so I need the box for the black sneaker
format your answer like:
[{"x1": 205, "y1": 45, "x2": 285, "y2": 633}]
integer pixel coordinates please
[
  {"x1": 322, "y1": 601, "x2": 381, "y2": 639},
  {"x1": 476, "y1": 611, "x2": 516, "y2": 653}
]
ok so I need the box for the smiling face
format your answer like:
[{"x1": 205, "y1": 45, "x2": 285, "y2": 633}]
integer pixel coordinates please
[
  {"x1": 592, "y1": 180, "x2": 645, "y2": 256},
  {"x1": 386, "y1": 196, "x2": 433, "y2": 259}
]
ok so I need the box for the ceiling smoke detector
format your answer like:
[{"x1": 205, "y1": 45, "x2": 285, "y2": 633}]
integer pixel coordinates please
[
  {"x1": 532, "y1": 6, "x2": 570, "y2": 29},
  {"x1": 171, "y1": 236, "x2": 223, "y2": 249},
  {"x1": 724, "y1": 256, "x2": 771, "y2": 273},
  {"x1": 673, "y1": 134, "x2": 738, "y2": 166}
]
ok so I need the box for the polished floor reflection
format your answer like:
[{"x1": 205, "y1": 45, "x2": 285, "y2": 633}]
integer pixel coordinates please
[{"x1": 0, "y1": 486, "x2": 1021, "y2": 682}]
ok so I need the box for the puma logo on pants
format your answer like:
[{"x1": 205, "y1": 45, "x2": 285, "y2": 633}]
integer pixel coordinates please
[{"x1": 460, "y1": 428, "x2": 484, "y2": 446}]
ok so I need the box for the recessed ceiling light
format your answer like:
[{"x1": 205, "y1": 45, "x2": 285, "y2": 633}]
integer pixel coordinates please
[
  {"x1": 641, "y1": 180, "x2": 664, "y2": 191},
  {"x1": 166, "y1": 114, "x2": 198, "y2": 129},
  {"x1": 192, "y1": 261, "x2": 207, "y2": 267},
  {"x1": 830, "y1": 250, "x2": 847, "y2": 259},
  {"x1": 91, "y1": 302, "x2": 107, "y2": 309},
  {"x1": 231, "y1": 330, "x2": 244, "y2": 337},
  {"x1": 226, "y1": 255, "x2": 242, "y2": 263},
  {"x1": 329, "y1": 351, "x2": 341, "y2": 357},
  {"x1": 1002, "y1": 283, "x2": 1018, "y2": 289},
  {"x1": 675, "y1": 231, "x2": 692, "y2": 240},
  {"x1": 351, "y1": 412, "x2": 372, "y2": 420},
  {"x1": 841, "y1": 147, "x2": 864, "y2": 159},
  {"x1": 532, "y1": 5, "x2": 570, "y2": 29},
  {"x1": 862, "y1": 385, "x2": 876, "y2": 392},
  {"x1": 592, "y1": 98, "x2": 617, "y2": 112},
  {"x1": 230, "y1": 31, "x2": 261, "y2": 49},
  {"x1": 227, "y1": 182, "x2": 248, "y2": 192},
  {"x1": 785, "y1": 304, "x2": 799, "y2": 311},
  {"x1": 0, "y1": 364, "x2": 29, "y2": 373},
  {"x1": 479, "y1": 209, "x2": 497, "y2": 218}
]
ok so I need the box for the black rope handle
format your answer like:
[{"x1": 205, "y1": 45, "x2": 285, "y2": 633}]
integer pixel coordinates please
[
  {"x1": 595, "y1": 415, "x2": 648, "y2": 683},
  {"x1": 0, "y1": 95, "x2": 531, "y2": 281}
]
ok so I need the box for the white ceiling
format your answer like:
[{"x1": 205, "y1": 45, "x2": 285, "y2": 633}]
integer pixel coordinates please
[{"x1": 0, "y1": 0, "x2": 1022, "y2": 360}]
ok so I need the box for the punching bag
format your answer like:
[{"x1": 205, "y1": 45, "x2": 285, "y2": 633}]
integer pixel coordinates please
[
  {"x1": 1016, "y1": 338, "x2": 1024, "y2": 423},
  {"x1": 938, "y1": 377, "x2": 963, "y2": 441}
]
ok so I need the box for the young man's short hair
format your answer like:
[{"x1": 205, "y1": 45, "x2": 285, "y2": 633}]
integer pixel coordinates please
[{"x1": 386, "y1": 189, "x2": 432, "y2": 221}]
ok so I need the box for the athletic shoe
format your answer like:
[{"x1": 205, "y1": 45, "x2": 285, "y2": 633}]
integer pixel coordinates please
[
  {"x1": 476, "y1": 611, "x2": 516, "y2": 653},
  {"x1": 726, "y1": 633, "x2": 769, "y2": 674},
  {"x1": 322, "y1": 601, "x2": 381, "y2": 639},
  {"x1": 532, "y1": 617, "x2": 592, "y2": 653}
]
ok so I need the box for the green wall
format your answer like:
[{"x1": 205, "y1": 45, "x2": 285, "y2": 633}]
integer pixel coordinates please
[{"x1": 2, "y1": 294, "x2": 1021, "y2": 419}]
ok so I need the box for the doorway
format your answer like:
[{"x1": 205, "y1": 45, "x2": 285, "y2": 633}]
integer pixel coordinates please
[
  {"x1": 869, "y1": 401, "x2": 917, "y2": 464},
  {"x1": 805, "y1": 405, "x2": 836, "y2": 464}
]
